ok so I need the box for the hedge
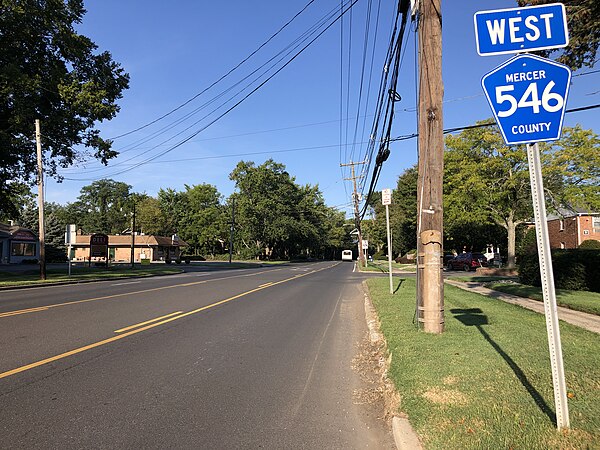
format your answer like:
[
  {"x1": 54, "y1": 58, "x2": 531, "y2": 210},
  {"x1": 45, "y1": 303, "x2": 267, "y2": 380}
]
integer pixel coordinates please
[{"x1": 518, "y1": 249, "x2": 600, "y2": 292}]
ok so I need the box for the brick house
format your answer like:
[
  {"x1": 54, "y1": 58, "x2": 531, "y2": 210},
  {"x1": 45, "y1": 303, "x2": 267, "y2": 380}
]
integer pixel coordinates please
[{"x1": 546, "y1": 208, "x2": 600, "y2": 249}]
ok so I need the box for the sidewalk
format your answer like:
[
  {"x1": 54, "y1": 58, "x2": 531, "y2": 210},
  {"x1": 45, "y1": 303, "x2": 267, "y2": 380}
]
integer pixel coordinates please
[{"x1": 445, "y1": 279, "x2": 600, "y2": 334}]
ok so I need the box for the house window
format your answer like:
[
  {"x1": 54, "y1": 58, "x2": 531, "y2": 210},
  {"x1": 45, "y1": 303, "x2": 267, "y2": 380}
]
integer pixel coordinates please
[
  {"x1": 560, "y1": 242, "x2": 566, "y2": 249},
  {"x1": 593, "y1": 217, "x2": 600, "y2": 231},
  {"x1": 559, "y1": 219, "x2": 564, "y2": 231},
  {"x1": 11, "y1": 242, "x2": 36, "y2": 257}
]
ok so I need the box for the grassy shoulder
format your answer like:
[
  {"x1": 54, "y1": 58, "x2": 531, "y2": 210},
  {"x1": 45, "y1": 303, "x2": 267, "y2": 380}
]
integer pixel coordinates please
[
  {"x1": 447, "y1": 275, "x2": 600, "y2": 316},
  {"x1": 484, "y1": 282, "x2": 600, "y2": 316},
  {"x1": 0, "y1": 265, "x2": 182, "y2": 287},
  {"x1": 359, "y1": 260, "x2": 416, "y2": 273},
  {"x1": 367, "y1": 277, "x2": 600, "y2": 449}
]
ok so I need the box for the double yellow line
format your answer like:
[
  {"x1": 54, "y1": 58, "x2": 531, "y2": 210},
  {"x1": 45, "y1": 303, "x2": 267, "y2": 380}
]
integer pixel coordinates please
[
  {"x1": 0, "y1": 268, "x2": 282, "y2": 319},
  {"x1": 0, "y1": 263, "x2": 338, "y2": 380}
]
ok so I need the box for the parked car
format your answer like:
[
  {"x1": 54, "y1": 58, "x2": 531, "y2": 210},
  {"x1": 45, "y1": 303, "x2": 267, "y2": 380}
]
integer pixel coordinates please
[{"x1": 446, "y1": 252, "x2": 488, "y2": 271}]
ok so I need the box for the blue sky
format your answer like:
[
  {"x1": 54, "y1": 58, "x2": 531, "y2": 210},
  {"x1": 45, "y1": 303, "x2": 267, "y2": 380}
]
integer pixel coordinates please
[{"x1": 46, "y1": 0, "x2": 599, "y2": 216}]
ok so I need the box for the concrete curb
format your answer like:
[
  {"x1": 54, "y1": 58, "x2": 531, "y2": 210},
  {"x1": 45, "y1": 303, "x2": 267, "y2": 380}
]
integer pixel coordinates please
[{"x1": 362, "y1": 281, "x2": 423, "y2": 450}]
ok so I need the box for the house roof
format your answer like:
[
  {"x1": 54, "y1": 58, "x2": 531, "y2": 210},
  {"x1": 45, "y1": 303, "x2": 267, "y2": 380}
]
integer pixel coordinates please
[
  {"x1": 546, "y1": 207, "x2": 599, "y2": 221},
  {"x1": 0, "y1": 223, "x2": 37, "y2": 239},
  {"x1": 73, "y1": 234, "x2": 188, "y2": 247}
]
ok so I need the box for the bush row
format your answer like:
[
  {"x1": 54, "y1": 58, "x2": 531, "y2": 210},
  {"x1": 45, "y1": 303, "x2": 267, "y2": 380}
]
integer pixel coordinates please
[{"x1": 518, "y1": 249, "x2": 600, "y2": 292}]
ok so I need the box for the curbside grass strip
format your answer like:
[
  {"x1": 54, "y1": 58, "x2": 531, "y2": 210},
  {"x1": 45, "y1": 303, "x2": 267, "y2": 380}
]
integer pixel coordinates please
[
  {"x1": 367, "y1": 277, "x2": 600, "y2": 449},
  {"x1": 362, "y1": 281, "x2": 423, "y2": 450}
]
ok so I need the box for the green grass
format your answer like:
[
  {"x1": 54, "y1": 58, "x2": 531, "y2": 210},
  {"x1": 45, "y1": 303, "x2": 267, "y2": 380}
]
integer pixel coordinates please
[
  {"x1": 0, "y1": 266, "x2": 182, "y2": 287},
  {"x1": 448, "y1": 275, "x2": 519, "y2": 283},
  {"x1": 360, "y1": 260, "x2": 416, "y2": 273},
  {"x1": 485, "y1": 282, "x2": 600, "y2": 316},
  {"x1": 367, "y1": 277, "x2": 600, "y2": 449}
]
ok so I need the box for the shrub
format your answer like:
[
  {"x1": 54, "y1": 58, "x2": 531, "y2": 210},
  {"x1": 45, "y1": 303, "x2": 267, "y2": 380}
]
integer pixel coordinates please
[
  {"x1": 518, "y1": 249, "x2": 600, "y2": 292},
  {"x1": 580, "y1": 239, "x2": 600, "y2": 249},
  {"x1": 372, "y1": 250, "x2": 388, "y2": 261}
]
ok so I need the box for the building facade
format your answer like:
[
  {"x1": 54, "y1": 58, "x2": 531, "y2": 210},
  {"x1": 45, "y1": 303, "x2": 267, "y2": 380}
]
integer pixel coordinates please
[
  {"x1": 70, "y1": 234, "x2": 188, "y2": 263},
  {"x1": 546, "y1": 209, "x2": 600, "y2": 249},
  {"x1": 0, "y1": 223, "x2": 40, "y2": 264}
]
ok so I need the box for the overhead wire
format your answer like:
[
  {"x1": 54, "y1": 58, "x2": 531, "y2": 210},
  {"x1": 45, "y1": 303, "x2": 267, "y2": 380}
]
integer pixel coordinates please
[
  {"x1": 62, "y1": 0, "x2": 361, "y2": 182},
  {"x1": 358, "y1": 0, "x2": 411, "y2": 218},
  {"x1": 109, "y1": 0, "x2": 319, "y2": 140},
  {"x1": 69, "y1": 1, "x2": 354, "y2": 172}
]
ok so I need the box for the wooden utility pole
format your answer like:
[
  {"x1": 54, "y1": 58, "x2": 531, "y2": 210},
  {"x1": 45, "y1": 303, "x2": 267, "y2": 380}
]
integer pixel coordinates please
[
  {"x1": 130, "y1": 201, "x2": 136, "y2": 269},
  {"x1": 341, "y1": 160, "x2": 367, "y2": 266},
  {"x1": 229, "y1": 198, "x2": 235, "y2": 264},
  {"x1": 416, "y1": 0, "x2": 444, "y2": 333},
  {"x1": 35, "y1": 120, "x2": 46, "y2": 280}
]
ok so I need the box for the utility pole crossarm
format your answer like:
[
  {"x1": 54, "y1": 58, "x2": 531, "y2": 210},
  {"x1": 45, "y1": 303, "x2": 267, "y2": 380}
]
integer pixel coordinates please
[{"x1": 341, "y1": 160, "x2": 368, "y2": 266}]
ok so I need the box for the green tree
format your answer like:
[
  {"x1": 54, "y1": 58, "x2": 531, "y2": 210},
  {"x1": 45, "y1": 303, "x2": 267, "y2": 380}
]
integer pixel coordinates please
[
  {"x1": 179, "y1": 184, "x2": 225, "y2": 256},
  {"x1": 20, "y1": 201, "x2": 69, "y2": 262},
  {"x1": 229, "y1": 159, "x2": 337, "y2": 260},
  {"x1": 0, "y1": 0, "x2": 129, "y2": 216},
  {"x1": 135, "y1": 196, "x2": 166, "y2": 236},
  {"x1": 444, "y1": 123, "x2": 600, "y2": 268},
  {"x1": 390, "y1": 166, "x2": 418, "y2": 256},
  {"x1": 157, "y1": 188, "x2": 189, "y2": 236},
  {"x1": 517, "y1": 0, "x2": 599, "y2": 69},
  {"x1": 73, "y1": 179, "x2": 132, "y2": 234}
]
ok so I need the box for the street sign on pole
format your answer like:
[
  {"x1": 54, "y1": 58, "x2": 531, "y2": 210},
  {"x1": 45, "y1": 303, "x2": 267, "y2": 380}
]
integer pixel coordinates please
[
  {"x1": 482, "y1": 53, "x2": 571, "y2": 145},
  {"x1": 382, "y1": 188, "x2": 392, "y2": 206},
  {"x1": 527, "y1": 142, "x2": 570, "y2": 429},
  {"x1": 476, "y1": 3, "x2": 571, "y2": 430},
  {"x1": 382, "y1": 188, "x2": 394, "y2": 292},
  {"x1": 474, "y1": 3, "x2": 568, "y2": 56}
]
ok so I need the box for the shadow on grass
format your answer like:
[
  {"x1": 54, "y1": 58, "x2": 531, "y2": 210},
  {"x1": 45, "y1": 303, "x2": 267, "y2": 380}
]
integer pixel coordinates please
[
  {"x1": 393, "y1": 278, "x2": 405, "y2": 294},
  {"x1": 451, "y1": 308, "x2": 556, "y2": 424}
]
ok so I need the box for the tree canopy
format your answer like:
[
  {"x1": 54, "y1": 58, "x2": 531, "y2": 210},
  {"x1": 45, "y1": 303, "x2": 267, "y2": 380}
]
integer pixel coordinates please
[
  {"x1": 0, "y1": 0, "x2": 129, "y2": 217},
  {"x1": 517, "y1": 0, "x2": 599, "y2": 69},
  {"x1": 444, "y1": 123, "x2": 600, "y2": 267}
]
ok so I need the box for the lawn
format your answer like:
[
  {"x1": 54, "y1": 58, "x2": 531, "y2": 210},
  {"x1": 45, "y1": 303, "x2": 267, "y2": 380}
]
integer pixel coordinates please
[
  {"x1": 0, "y1": 266, "x2": 182, "y2": 287},
  {"x1": 360, "y1": 260, "x2": 416, "y2": 273},
  {"x1": 484, "y1": 282, "x2": 600, "y2": 316},
  {"x1": 367, "y1": 277, "x2": 600, "y2": 449}
]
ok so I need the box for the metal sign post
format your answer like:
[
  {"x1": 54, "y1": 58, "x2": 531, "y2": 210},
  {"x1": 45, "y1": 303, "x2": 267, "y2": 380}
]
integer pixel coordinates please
[
  {"x1": 476, "y1": 2, "x2": 571, "y2": 430},
  {"x1": 362, "y1": 239, "x2": 369, "y2": 268},
  {"x1": 527, "y1": 142, "x2": 570, "y2": 429},
  {"x1": 382, "y1": 188, "x2": 394, "y2": 293}
]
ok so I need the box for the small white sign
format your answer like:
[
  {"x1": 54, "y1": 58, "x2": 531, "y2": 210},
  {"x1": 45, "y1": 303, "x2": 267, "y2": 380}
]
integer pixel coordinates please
[
  {"x1": 362, "y1": 240, "x2": 369, "y2": 250},
  {"x1": 382, "y1": 188, "x2": 392, "y2": 205}
]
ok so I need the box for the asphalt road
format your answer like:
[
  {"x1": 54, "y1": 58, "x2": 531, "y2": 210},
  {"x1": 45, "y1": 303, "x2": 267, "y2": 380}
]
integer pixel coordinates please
[{"x1": 0, "y1": 261, "x2": 395, "y2": 449}]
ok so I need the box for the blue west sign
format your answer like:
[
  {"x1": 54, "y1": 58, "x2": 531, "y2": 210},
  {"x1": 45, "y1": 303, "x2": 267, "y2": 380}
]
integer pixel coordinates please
[
  {"x1": 481, "y1": 53, "x2": 571, "y2": 145},
  {"x1": 474, "y1": 3, "x2": 568, "y2": 56}
]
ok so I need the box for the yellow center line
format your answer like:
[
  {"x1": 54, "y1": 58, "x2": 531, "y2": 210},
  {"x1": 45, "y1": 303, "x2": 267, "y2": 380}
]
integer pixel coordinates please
[
  {"x1": 0, "y1": 306, "x2": 50, "y2": 318},
  {"x1": 114, "y1": 311, "x2": 184, "y2": 333},
  {"x1": 258, "y1": 282, "x2": 274, "y2": 288},
  {"x1": 0, "y1": 268, "x2": 282, "y2": 318},
  {"x1": 0, "y1": 263, "x2": 339, "y2": 380}
]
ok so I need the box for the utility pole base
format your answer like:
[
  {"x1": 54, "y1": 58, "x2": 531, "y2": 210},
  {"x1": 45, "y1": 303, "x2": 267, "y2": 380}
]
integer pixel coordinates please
[{"x1": 419, "y1": 230, "x2": 444, "y2": 334}]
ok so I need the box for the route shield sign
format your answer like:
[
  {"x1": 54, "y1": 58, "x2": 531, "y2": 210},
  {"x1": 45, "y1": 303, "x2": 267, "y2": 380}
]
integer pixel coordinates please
[
  {"x1": 481, "y1": 53, "x2": 571, "y2": 145},
  {"x1": 474, "y1": 3, "x2": 568, "y2": 56}
]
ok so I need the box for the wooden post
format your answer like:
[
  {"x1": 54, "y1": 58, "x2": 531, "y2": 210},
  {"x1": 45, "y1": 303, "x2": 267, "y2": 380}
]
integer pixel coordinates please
[
  {"x1": 416, "y1": 0, "x2": 444, "y2": 332},
  {"x1": 35, "y1": 120, "x2": 46, "y2": 280},
  {"x1": 421, "y1": 230, "x2": 444, "y2": 333},
  {"x1": 341, "y1": 160, "x2": 367, "y2": 267}
]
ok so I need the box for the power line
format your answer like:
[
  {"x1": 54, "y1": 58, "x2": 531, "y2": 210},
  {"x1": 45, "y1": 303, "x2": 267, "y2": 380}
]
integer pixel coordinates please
[
  {"x1": 109, "y1": 0, "x2": 319, "y2": 140},
  {"x1": 62, "y1": 0, "x2": 361, "y2": 182}
]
